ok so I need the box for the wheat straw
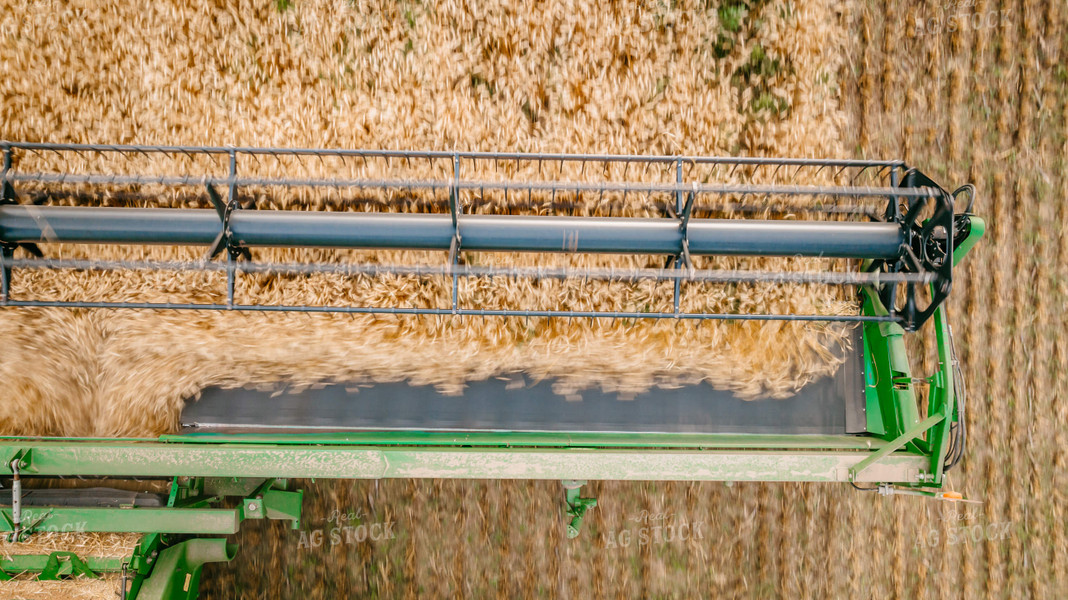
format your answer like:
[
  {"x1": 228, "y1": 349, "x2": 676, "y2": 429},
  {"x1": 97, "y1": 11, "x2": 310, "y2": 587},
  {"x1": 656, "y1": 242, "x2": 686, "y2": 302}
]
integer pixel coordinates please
[{"x1": 0, "y1": 0, "x2": 857, "y2": 437}]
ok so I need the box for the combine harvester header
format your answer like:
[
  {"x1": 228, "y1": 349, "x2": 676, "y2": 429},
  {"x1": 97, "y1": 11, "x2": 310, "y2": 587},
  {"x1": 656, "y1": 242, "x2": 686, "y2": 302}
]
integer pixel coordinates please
[{"x1": 0, "y1": 142, "x2": 983, "y2": 598}]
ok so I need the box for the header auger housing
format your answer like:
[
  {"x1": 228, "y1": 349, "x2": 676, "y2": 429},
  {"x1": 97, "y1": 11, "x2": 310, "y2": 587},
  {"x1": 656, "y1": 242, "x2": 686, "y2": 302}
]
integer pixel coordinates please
[{"x1": 0, "y1": 142, "x2": 984, "y2": 599}]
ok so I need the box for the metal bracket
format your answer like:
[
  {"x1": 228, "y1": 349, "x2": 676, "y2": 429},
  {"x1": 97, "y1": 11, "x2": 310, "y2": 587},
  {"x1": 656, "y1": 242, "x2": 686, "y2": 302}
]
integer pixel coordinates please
[
  {"x1": 0, "y1": 175, "x2": 43, "y2": 300},
  {"x1": 562, "y1": 480, "x2": 597, "y2": 539},
  {"x1": 665, "y1": 188, "x2": 696, "y2": 271},
  {"x1": 40, "y1": 551, "x2": 99, "y2": 581},
  {"x1": 869, "y1": 168, "x2": 957, "y2": 331},
  {"x1": 678, "y1": 189, "x2": 696, "y2": 269},
  {"x1": 849, "y1": 411, "x2": 945, "y2": 481},
  {"x1": 449, "y1": 154, "x2": 463, "y2": 312},
  {"x1": 6, "y1": 458, "x2": 20, "y2": 542},
  {"x1": 205, "y1": 184, "x2": 250, "y2": 262}
]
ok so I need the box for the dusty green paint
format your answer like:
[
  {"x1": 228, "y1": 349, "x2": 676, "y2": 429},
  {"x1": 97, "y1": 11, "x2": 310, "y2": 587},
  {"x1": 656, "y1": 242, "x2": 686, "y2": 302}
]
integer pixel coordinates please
[
  {"x1": 953, "y1": 215, "x2": 985, "y2": 266},
  {"x1": 0, "y1": 441, "x2": 927, "y2": 483},
  {"x1": 849, "y1": 412, "x2": 944, "y2": 481},
  {"x1": 564, "y1": 484, "x2": 597, "y2": 539},
  {"x1": 1, "y1": 554, "x2": 126, "y2": 575},
  {"x1": 862, "y1": 330, "x2": 886, "y2": 435},
  {"x1": 135, "y1": 538, "x2": 236, "y2": 600},
  {"x1": 262, "y1": 488, "x2": 303, "y2": 529},
  {"x1": 0, "y1": 506, "x2": 240, "y2": 534},
  {"x1": 861, "y1": 288, "x2": 922, "y2": 446}
]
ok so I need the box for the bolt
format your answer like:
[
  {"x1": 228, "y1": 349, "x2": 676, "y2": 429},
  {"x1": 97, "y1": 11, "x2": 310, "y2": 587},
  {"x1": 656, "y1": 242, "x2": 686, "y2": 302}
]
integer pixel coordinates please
[{"x1": 247, "y1": 503, "x2": 258, "y2": 511}]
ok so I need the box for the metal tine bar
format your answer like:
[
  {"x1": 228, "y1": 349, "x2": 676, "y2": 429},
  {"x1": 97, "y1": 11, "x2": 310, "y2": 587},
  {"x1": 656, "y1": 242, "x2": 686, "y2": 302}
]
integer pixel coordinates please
[
  {"x1": 1, "y1": 142, "x2": 903, "y2": 168},
  {"x1": 0, "y1": 298, "x2": 901, "y2": 323},
  {"x1": 6, "y1": 257, "x2": 939, "y2": 284},
  {"x1": 4, "y1": 172, "x2": 939, "y2": 201},
  {"x1": 6, "y1": 149, "x2": 909, "y2": 184}
]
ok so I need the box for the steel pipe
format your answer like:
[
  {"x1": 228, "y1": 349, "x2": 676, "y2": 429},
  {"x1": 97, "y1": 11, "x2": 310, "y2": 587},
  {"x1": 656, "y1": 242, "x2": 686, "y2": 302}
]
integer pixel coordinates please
[{"x1": 0, "y1": 205, "x2": 903, "y2": 259}]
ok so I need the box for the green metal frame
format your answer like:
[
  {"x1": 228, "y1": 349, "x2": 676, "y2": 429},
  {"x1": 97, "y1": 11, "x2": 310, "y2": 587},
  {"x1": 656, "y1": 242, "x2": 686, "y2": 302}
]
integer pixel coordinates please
[
  {"x1": 0, "y1": 439, "x2": 930, "y2": 483},
  {"x1": 852, "y1": 214, "x2": 985, "y2": 485},
  {"x1": 0, "y1": 217, "x2": 985, "y2": 598},
  {"x1": 0, "y1": 479, "x2": 299, "y2": 599}
]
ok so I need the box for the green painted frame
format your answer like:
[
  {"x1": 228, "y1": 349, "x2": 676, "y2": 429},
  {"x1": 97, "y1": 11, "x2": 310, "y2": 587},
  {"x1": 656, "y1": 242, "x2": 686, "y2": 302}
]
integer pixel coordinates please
[{"x1": 0, "y1": 439, "x2": 930, "y2": 484}]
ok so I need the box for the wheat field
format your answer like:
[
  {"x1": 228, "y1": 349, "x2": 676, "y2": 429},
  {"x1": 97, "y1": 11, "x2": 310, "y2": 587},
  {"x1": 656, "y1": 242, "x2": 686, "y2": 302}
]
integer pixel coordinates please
[
  {"x1": 205, "y1": 2, "x2": 1067, "y2": 598},
  {"x1": 1, "y1": 0, "x2": 1065, "y2": 598}
]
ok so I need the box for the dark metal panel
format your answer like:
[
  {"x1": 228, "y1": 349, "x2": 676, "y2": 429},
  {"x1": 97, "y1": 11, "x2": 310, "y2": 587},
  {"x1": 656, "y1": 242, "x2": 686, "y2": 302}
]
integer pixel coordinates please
[
  {"x1": 844, "y1": 326, "x2": 869, "y2": 434},
  {"x1": 181, "y1": 327, "x2": 866, "y2": 436}
]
